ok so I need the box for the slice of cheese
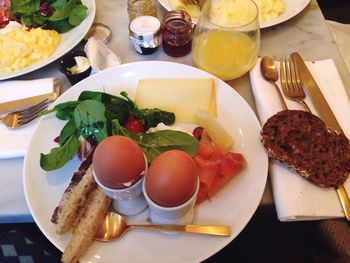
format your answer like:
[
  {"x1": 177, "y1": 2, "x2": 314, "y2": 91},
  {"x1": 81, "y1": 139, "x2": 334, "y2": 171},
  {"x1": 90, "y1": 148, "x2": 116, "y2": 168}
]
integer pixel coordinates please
[{"x1": 135, "y1": 78, "x2": 216, "y2": 123}]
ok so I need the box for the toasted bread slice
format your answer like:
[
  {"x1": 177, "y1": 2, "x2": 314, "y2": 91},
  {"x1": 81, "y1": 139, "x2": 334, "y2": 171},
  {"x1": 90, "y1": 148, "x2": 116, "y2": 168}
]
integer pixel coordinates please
[
  {"x1": 261, "y1": 110, "x2": 350, "y2": 187},
  {"x1": 61, "y1": 187, "x2": 111, "y2": 263},
  {"x1": 53, "y1": 164, "x2": 96, "y2": 234}
]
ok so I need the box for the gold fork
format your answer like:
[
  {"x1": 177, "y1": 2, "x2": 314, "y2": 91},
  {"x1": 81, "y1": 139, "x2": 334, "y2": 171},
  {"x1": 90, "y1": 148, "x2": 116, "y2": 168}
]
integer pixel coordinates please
[
  {"x1": 280, "y1": 58, "x2": 311, "y2": 112},
  {"x1": 0, "y1": 99, "x2": 49, "y2": 129},
  {"x1": 181, "y1": 0, "x2": 199, "y2": 5},
  {"x1": 281, "y1": 56, "x2": 350, "y2": 221}
]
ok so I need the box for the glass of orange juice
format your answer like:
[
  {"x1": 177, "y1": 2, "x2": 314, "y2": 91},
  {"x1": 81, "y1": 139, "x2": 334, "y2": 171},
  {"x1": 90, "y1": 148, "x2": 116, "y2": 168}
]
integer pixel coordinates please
[{"x1": 192, "y1": 0, "x2": 260, "y2": 81}]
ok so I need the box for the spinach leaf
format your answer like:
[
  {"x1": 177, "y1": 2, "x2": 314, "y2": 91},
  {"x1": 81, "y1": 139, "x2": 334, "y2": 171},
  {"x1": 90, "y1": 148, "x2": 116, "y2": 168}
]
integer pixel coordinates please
[
  {"x1": 20, "y1": 13, "x2": 47, "y2": 26},
  {"x1": 69, "y1": 5, "x2": 87, "y2": 26},
  {"x1": 10, "y1": 0, "x2": 40, "y2": 15},
  {"x1": 112, "y1": 120, "x2": 199, "y2": 162},
  {"x1": 59, "y1": 118, "x2": 77, "y2": 145},
  {"x1": 46, "y1": 19, "x2": 74, "y2": 33},
  {"x1": 50, "y1": 0, "x2": 68, "y2": 10},
  {"x1": 73, "y1": 100, "x2": 108, "y2": 143},
  {"x1": 40, "y1": 101, "x2": 80, "y2": 120},
  {"x1": 139, "y1": 108, "x2": 175, "y2": 129},
  {"x1": 49, "y1": 0, "x2": 79, "y2": 21},
  {"x1": 139, "y1": 130, "x2": 199, "y2": 162},
  {"x1": 40, "y1": 134, "x2": 80, "y2": 171}
]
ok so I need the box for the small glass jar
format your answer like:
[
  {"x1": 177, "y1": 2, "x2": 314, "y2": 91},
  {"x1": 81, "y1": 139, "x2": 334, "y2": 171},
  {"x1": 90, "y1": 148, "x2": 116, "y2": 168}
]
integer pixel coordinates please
[
  {"x1": 161, "y1": 10, "x2": 193, "y2": 57},
  {"x1": 127, "y1": 0, "x2": 158, "y2": 23},
  {"x1": 129, "y1": 15, "x2": 161, "y2": 55}
]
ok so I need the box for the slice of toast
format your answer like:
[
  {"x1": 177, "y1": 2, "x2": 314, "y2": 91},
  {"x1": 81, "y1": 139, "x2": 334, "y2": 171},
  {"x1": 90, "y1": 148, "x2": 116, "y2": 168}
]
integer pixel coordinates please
[
  {"x1": 261, "y1": 110, "x2": 350, "y2": 187},
  {"x1": 61, "y1": 187, "x2": 111, "y2": 263},
  {"x1": 51, "y1": 150, "x2": 96, "y2": 234}
]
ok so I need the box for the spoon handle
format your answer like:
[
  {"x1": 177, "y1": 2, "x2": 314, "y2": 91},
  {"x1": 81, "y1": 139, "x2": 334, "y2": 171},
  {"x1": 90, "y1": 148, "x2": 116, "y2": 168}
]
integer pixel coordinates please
[
  {"x1": 270, "y1": 81, "x2": 288, "y2": 110},
  {"x1": 130, "y1": 224, "x2": 231, "y2": 236}
]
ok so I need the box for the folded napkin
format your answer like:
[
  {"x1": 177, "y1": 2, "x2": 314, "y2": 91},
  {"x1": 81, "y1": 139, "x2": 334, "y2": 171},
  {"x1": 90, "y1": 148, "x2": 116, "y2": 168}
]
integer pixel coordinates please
[
  {"x1": 0, "y1": 78, "x2": 57, "y2": 159},
  {"x1": 84, "y1": 37, "x2": 121, "y2": 74},
  {"x1": 250, "y1": 58, "x2": 350, "y2": 221}
]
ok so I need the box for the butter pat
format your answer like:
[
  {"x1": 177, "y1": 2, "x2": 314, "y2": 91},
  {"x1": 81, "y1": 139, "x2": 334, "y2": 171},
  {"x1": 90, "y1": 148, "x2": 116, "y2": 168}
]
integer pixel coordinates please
[{"x1": 135, "y1": 79, "x2": 216, "y2": 123}]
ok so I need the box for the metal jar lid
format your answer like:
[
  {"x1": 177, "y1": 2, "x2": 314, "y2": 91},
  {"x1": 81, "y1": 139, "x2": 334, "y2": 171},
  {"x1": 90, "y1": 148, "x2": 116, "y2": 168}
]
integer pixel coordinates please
[{"x1": 84, "y1": 23, "x2": 112, "y2": 44}]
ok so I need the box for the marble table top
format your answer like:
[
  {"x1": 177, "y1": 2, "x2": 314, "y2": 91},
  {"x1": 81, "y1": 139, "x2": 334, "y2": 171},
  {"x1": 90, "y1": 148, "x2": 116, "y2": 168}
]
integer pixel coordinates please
[{"x1": 1, "y1": 0, "x2": 349, "y2": 223}]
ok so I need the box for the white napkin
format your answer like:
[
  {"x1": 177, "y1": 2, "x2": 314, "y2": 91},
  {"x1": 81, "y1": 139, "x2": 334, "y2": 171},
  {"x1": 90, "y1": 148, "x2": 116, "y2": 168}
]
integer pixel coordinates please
[
  {"x1": 250, "y1": 58, "x2": 350, "y2": 221},
  {"x1": 84, "y1": 37, "x2": 121, "y2": 74},
  {"x1": 0, "y1": 78, "x2": 56, "y2": 159}
]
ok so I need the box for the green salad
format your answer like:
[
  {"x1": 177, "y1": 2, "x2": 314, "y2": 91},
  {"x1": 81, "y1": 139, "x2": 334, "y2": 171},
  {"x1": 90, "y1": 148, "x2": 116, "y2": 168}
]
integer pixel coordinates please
[
  {"x1": 10, "y1": 0, "x2": 88, "y2": 33},
  {"x1": 40, "y1": 91, "x2": 199, "y2": 171}
]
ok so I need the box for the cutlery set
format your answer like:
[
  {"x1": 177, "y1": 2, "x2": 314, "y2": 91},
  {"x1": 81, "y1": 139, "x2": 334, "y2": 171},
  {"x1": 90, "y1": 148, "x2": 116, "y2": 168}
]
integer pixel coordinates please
[
  {"x1": 0, "y1": 79, "x2": 61, "y2": 128},
  {"x1": 265, "y1": 52, "x2": 350, "y2": 221}
]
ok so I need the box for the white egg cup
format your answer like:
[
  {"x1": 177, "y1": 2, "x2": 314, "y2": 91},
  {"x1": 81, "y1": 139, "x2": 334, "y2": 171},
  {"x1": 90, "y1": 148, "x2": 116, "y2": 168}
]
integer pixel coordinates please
[
  {"x1": 142, "y1": 177, "x2": 200, "y2": 225},
  {"x1": 93, "y1": 156, "x2": 148, "y2": 216}
]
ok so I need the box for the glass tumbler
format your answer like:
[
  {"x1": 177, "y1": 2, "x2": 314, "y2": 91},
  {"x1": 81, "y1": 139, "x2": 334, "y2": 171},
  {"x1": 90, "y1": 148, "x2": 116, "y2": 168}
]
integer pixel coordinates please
[
  {"x1": 127, "y1": 0, "x2": 158, "y2": 22},
  {"x1": 192, "y1": 0, "x2": 260, "y2": 80}
]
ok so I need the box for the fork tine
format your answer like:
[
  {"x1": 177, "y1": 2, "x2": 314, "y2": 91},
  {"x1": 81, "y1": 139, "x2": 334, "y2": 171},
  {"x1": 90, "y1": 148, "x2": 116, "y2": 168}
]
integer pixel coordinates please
[
  {"x1": 289, "y1": 57, "x2": 311, "y2": 111},
  {"x1": 16, "y1": 99, "x2": 49, "y2": 118},
  {"x1": 280, "y1": 59, "x2": 289, "y2": 94},
  {"x1": 17, "y1": 103, "x2": 48, "y2": 126},
  {"x1": 289, "y1": 58, "x2": 298, "y2": 92}
]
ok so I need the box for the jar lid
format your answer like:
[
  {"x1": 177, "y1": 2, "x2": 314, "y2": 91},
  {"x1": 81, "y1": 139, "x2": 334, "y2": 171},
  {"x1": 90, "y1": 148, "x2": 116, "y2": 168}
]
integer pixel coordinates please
[
  {"x1": 129, "y1": 16, "x2": 161, "y2": 40},
  {"x1": 84, "y1": 23, "x2": 112, "y2": 44}
]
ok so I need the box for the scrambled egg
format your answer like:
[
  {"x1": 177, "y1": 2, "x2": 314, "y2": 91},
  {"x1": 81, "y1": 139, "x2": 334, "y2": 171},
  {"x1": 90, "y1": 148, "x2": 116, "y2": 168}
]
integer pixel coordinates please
[
  {"x1": 0, "y1": 22, "x2": 60, "y2": 73},
  {"x1": 210, "y1": 0, "x2": 285, "y2": 26},
  {"x1": 254, "y1": 0, "x2": 285, "y2": 23}
]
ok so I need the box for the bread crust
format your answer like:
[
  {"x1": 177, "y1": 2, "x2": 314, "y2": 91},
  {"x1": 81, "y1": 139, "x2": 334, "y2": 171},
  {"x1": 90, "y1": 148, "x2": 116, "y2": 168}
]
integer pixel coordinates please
[
  {"x1": 51, "y1": 150, "x2": 111, "y2": 263},
  {"x1": 52, "y1": 152, "x2": 95, "y2": 234},
  {"x1": 61, "y1": 187, "x2": 111, "y2": 263},
  {"x1": 261, "y1": 110, "x2": 350, "y2": 187}
]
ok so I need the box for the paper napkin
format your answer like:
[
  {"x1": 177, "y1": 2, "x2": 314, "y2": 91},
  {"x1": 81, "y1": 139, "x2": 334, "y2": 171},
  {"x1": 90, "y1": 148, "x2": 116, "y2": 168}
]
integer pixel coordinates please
[
  {"x1": 250, "y1": 58, "x2": 350, "y2": 221},
  {"x1": 84, "y1": 37, "x2": 121, "y2": 74},
  {"x1": 0, "y1": 78, "x2": 58, "y2": 159}
]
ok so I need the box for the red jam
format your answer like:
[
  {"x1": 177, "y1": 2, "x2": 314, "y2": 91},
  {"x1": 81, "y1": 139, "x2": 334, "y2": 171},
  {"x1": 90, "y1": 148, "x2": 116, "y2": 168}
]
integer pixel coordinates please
[{"x1": 161, "y1": 10, "x2": 193, "y2": 57}]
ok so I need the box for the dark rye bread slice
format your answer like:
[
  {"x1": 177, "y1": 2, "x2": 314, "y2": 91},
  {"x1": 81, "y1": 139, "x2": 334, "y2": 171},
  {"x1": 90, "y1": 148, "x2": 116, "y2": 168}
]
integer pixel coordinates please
[{"x1": 260, "y1": 110, "x2": 350, "y2": 187}]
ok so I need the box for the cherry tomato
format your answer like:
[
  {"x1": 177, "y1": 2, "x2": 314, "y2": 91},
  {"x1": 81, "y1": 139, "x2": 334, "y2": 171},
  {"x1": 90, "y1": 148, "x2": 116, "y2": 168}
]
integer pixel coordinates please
[{"x1": 123, "y1": 114, "x2": 145, "y2": 134}]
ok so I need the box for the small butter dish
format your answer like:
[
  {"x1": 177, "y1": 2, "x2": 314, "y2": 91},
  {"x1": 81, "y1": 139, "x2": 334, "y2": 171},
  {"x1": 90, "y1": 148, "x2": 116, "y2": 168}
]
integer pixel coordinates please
[{"x1": 58, "y1": 50, "x2": 92, "y2": 85}]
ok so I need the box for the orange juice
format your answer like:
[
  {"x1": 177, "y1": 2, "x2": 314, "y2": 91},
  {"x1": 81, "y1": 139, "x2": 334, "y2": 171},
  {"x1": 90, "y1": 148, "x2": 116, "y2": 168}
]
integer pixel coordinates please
[{"x1": 192, "y1": 29, "x2": 258, "y2": 80}]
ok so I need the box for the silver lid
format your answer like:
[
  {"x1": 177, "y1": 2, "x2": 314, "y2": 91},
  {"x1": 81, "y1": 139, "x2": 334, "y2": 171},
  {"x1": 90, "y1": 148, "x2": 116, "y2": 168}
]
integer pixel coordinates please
[
  {"x1": 84, "y1": 23, "x2": 112, "y2": 44},
  {"x1": 129, "y1": 15, "x2": 161, "y2": 41}
]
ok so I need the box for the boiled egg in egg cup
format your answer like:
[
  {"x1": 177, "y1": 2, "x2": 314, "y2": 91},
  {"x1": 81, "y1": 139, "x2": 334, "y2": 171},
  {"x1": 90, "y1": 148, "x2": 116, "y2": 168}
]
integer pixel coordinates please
[
  {"x1": 92, "y1": 135, "x2": 148, "y2": 216},
  {"x1": 143, "y1": 150, "x2": 199, "y2": 225}
]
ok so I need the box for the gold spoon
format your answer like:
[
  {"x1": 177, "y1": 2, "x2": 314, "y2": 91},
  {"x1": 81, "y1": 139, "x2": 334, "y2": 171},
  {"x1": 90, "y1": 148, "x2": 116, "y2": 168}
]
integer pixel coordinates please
[
  {"x1": 95, "y1": 212, "x2": 231, "y2": 241},
  {"x1": 260, "y1": 56, "x2": 288, "y2": 110}
]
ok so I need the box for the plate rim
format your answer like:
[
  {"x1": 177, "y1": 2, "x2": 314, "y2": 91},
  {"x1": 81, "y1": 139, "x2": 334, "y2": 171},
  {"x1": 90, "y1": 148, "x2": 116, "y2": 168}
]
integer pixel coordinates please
[
  {"x1": 23, "y1": 61, "x2": 268, "y2": 263},
  {"x1": 158, "y1": 0, "x2": 311, "y2": 29}
]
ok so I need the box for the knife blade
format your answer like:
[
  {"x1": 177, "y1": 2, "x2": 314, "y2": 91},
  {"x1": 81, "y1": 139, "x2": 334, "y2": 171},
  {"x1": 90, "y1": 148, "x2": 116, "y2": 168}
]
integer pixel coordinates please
[
  {"x1": 291, "y1": 52, "x2": 342, "y2": 132},
  {"x1": 291, "y1": 52, "x2": 350, "y2": 220},
  {"x1": 0, "y1": 92, "x2": 58, "y2": 114}
]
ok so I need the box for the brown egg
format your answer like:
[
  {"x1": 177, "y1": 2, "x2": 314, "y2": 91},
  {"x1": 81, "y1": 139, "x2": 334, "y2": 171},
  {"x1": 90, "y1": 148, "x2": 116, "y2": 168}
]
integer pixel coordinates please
[
  {"x1": 93, "y1": 135, "x2": 145, "y2": 189},
  {"x1": 145, "y1": 150, "x2": 197, "y2": 207}
]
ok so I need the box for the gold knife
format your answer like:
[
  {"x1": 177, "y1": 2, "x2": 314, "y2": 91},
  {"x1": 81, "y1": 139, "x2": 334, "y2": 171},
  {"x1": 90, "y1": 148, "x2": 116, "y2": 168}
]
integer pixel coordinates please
[
  {"x1": 0, "y1": 92, "x2": 58, "y2": 114},
  {"x1": 291, "y1": 52, "x2": 350, "y2": 221}
]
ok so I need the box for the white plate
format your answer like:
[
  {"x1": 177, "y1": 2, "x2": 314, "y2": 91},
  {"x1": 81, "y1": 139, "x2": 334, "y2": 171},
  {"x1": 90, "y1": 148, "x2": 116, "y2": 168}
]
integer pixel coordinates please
[
  {"x1": 0, "y1": 0, "x2": 96, "y2": 80},
  {"x1": 23, "y1": 61, "x2": 268, "y2": 263},
  {"x1": 159, "y1": 0, "x2": 310, "y2": 29}
]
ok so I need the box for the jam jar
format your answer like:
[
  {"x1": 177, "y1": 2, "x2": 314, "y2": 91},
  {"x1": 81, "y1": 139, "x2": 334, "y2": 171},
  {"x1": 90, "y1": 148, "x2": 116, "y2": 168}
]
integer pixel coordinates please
[
  {"x1": 161, "y1": 10, "x2": 193, "y2": 57},
  {"x1": 129, "y1": 15, "x2": 161, "y2": 55}
]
